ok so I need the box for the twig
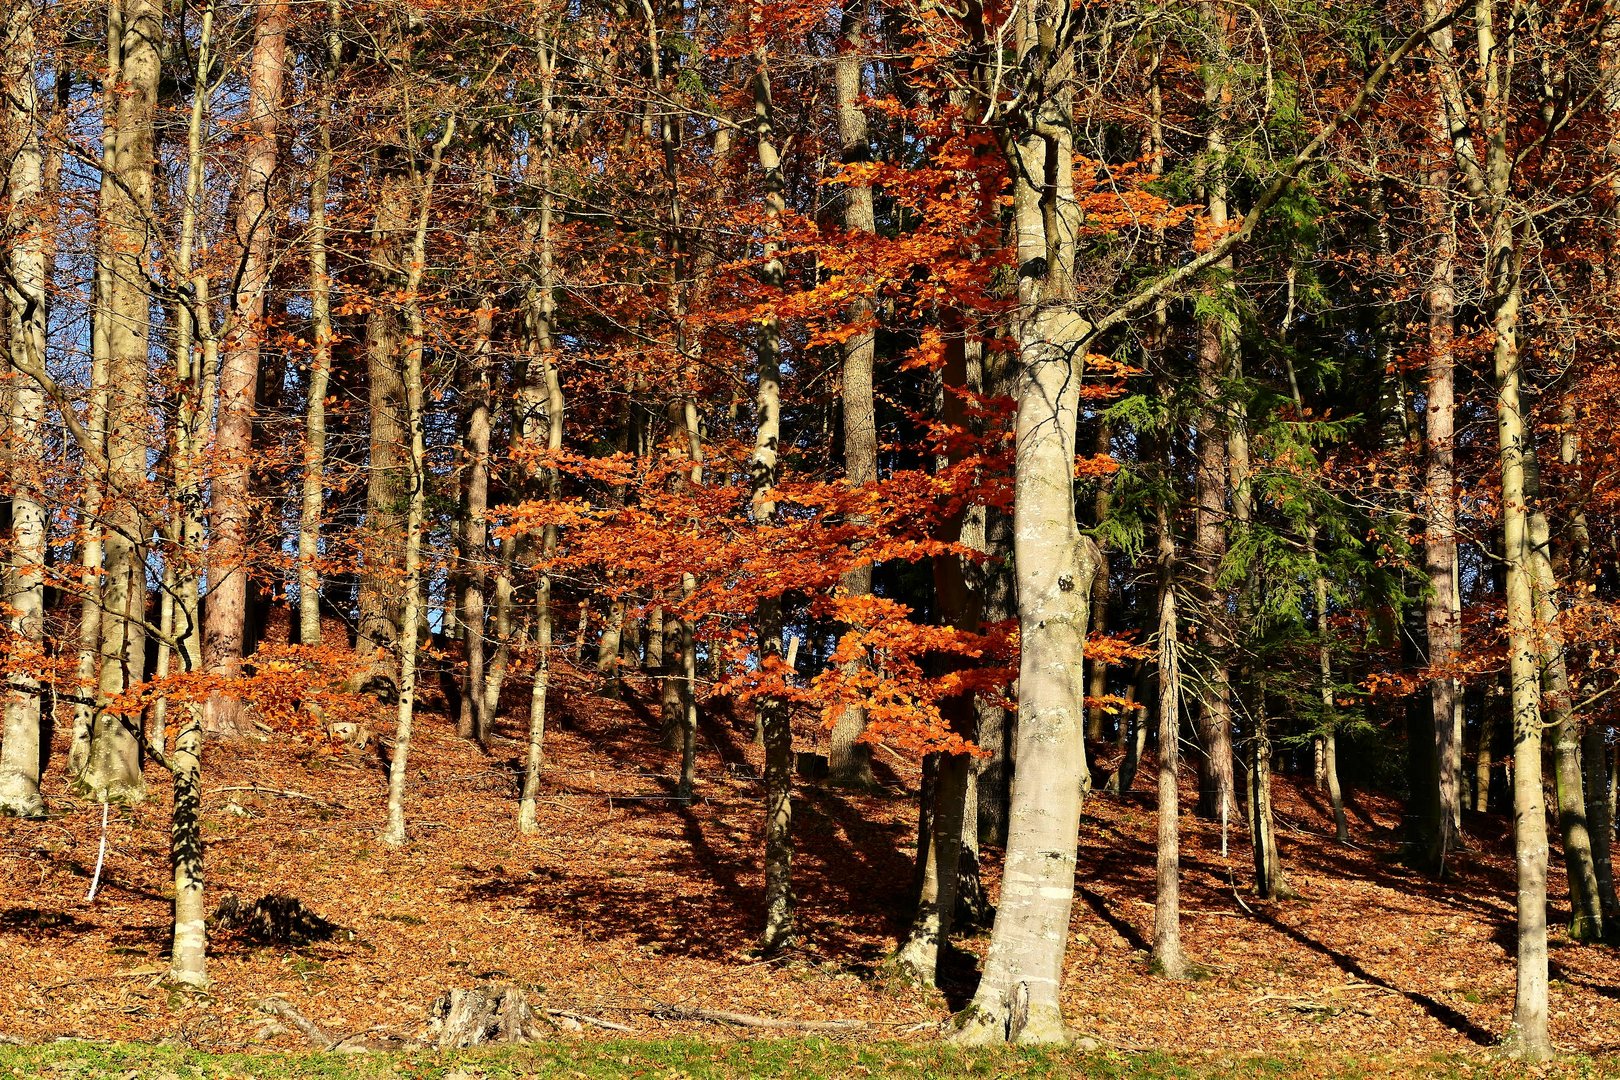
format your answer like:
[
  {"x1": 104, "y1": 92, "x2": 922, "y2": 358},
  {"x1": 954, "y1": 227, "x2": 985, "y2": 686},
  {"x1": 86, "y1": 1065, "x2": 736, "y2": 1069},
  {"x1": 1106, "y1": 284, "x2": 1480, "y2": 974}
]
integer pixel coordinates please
[
  {"x1": 213, "y1": 785, "x2": 346, "y2": 808},
  {"x1": 259, "y1": 998, "x2": 335, "y2": 1049},
  {"x1": 546, "y1": 1008, "x2": 636, "y2": 1033},
  {"x1": 1330, "y1": 981, "x2": 1398, "y2": 995},
  {"x1": 651, "y1": 1004, "x2": 866, "y2": 1032},
  {"x1": 1226, "y1": 867, "x2": 1254, "y2": 914},
  {"x1": 45, "y1": 966, "x2": 165, "y2": 989}
]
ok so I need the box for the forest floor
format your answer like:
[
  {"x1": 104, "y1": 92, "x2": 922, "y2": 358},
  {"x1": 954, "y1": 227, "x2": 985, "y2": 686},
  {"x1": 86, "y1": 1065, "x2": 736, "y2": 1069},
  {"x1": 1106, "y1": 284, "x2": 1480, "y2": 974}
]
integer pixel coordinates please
[{"x1": 6, "y1": 659, "x2": 1620, "y2": 1070}]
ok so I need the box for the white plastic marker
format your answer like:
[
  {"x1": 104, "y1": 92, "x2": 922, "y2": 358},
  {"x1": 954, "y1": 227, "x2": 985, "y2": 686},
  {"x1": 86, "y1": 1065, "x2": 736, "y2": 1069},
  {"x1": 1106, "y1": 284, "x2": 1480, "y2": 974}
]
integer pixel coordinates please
[{"x1": 86, "y1": 800, "x2": 109, "y2": 902}]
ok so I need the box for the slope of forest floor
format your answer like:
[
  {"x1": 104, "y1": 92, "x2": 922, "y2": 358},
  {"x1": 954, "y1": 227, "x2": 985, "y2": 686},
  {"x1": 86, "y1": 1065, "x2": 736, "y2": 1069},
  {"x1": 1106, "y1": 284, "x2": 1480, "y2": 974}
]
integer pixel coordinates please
[{"x1": 6, "y1": 662, "x2": 1620, "y2": 1062}]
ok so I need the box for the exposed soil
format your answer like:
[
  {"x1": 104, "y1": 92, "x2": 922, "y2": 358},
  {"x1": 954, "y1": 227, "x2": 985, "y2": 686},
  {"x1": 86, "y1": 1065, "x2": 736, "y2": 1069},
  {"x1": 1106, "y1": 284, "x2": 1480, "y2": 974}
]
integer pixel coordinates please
[{"x1": 4, "y1": 662, "x2": 1619, "y2": 1057}]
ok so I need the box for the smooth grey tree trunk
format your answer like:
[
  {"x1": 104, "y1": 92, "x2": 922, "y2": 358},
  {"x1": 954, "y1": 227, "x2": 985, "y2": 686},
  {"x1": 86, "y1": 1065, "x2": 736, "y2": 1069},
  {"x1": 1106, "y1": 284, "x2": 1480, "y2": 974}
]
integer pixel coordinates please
[
  {"x1": 954, "y1": 22, "x2": 1097, "y2": 1033},
  {"x1": 519, "y1": 51, "x2": 562, "y2": 831},
  {"x1": 0, "y1": 0, "x2": 50, "y2": 818},
  {"x1": 82, "y1": 0, "x2": 162, "y2": 803}
]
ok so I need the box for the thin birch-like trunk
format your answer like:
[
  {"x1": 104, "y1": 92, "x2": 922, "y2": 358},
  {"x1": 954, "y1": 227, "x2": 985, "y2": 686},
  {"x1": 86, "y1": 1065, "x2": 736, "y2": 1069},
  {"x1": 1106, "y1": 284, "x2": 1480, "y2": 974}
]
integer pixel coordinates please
[
  {"x1": 1282, "y1": 292, "x2": 1349, "y2": 845},
  {"x1": 752, "y1": 47, "x2": 793, "y2": 954},
  {"x1": 380, "y1": 116, "x2": 456, "y2": 848},
  {"x1": 519, "y1": 43, "x2": 563, "y2": 833},
  {"x1": 675, "y1": 405, "x2": 703, "y2": 802},
  {"x1": 457, "y1": 286, "x2": 494, "y2": 742}
]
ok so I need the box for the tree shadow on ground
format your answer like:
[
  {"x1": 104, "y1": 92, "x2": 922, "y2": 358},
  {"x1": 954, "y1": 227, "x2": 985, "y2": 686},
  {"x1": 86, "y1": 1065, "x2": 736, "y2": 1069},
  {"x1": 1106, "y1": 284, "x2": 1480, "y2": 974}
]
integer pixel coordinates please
[
  {"x1": 458, "y1": 690, "x2": 918, "y2": 965},
  {"x1": 1251, "y1": 905, "x2": 1498, "y2": 1046}
]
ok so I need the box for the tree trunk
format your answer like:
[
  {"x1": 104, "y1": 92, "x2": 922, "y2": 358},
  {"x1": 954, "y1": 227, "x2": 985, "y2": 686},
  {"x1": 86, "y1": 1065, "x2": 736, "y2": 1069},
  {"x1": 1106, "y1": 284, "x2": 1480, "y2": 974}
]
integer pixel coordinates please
[
  {"x1": 1152, "y1": 536, "x2": 1185, "y2": 978},
  {"x1": 202, "y1": 0, "x2": 287, "y2": 738},
  {"x1": 1475, "y1": 701, "x2": 1495, "y2": 813},
  {"x1": 83, "y1": 0, "x2": 162, "y2": 802},
  {"x1": 0, "y1": 0, "x2": 49, "y2": 818},
  {"x1": 458, "y1": 293, "x2": 494, "y2": 742},
  {"x1": 162, "y1": 0, "x2": 222, "y2": 989},
  {"x1": 893, "y1": 750, "x2": 968, "y2": 983},
  {"x1": 973, "y1": 350, "x2": 1016, "y2": 848},
  {"x1": 1248, "y1": 697, "x2": 1296, "y2": 900},
  {"x1": 356, "y1": 165, "x2": 411, "y2": 693},
  {"x1": 1085, "y1": 421, "x2": 1112, "y2": 746},
  {"x1": 1192, "y1": 3, "x2": 1236, "y2": 836},
  {"x1": 169, "y1": 701, "x2": 207, "y2": 986},
  {"x1": 675, "y1": 401, "x2": 703, "y2": 802},
  {"x1": 752, "y1": 49, "x2": 793, "y2": 955},
  {"x1": 380, "y1": 117, "x2": 455, "y2": 848},
  {"x1": 894, "y1": 328, "x2": 982, "y2": 985},
  {"x1": 827, "y1": 3, "x2": 878, "y2": 787},
  {"x1": 955, "y1": 20, "x2": 1096, "y2": 1036},
  {"x1": 1422, "y1": 0, "x2": 1464, "y2": 873},
  {"x1": 1585, "y1": 725, "x2": 1619, "y2": 928},
  {"x1": 1523, "y1": 446, "x2": 1603, "y2": 940},
  {"x1": 519, "y1": 51, "x2": 562, "y2": 833},
  {"x1": 297, "y1": 0, "x2": 339, "y2": 648},
  {"x1": 68, "y1": 1, "x2": 123, "y2": 778},
  {"x1": 1283, "y1": 295, "x2": 1350, "y2": 847}
]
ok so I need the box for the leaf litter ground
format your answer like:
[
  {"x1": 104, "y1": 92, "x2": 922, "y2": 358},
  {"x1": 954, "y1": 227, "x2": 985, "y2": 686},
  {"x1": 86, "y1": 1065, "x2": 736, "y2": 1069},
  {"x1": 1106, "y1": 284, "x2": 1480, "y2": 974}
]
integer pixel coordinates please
[{"x1": 5, "y1": 662, "x2": 1620, "y2": 1065}]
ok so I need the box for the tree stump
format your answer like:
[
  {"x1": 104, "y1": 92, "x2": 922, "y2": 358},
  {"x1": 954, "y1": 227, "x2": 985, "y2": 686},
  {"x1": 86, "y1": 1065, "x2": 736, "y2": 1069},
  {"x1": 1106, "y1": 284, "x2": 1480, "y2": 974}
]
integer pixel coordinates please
[{"x1": 427, "y1": 983, "x2": 545, "y2": 1047}]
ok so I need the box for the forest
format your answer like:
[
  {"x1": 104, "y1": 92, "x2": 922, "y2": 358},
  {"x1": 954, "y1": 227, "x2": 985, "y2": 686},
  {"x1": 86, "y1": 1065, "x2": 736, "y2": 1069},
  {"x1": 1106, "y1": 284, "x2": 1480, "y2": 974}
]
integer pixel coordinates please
[{"x1": 4, "y1": 0, "x2": 1620, "y2": 1074}]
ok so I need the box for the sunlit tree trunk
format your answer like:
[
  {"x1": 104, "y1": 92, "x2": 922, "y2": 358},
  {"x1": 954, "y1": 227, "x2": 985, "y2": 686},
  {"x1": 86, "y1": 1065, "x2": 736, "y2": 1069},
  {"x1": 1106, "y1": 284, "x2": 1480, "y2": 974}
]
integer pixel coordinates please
[
  {"x1": 298, "y1": 0, "x2": 341, "y2": 648},
  {"x1": 1420, "y1": 0, "x2": 1464, "y2": 873},
  {"x1": 83, "y1": 0, "x2": 162, "y2": 802},
  {"x1": 202, "y1": 0, "x2": 287, "y2": 738},
  {"x1": 519, "y1": 43, "x2": 563, "y2": 833},
  {"x1": 674, "y1": 403, "x2": 703, "y2": 802},
  {"x1": 1152, "y1": 519, "x2": 1185, "y2": 978},
  {"x1": 1522, "y1": 445, "x2": 1603, "y2": 940},
  {"x1": 955, "y1": 5, "x2": 1097, "y2": 1043},
  {"x1": 0, "y1": 0, "x2": 49, "y2": 818},
  {"x1": 66, "y1": 0, "x2": 127, "y2": 780},
  {"x1": 457, "y1": 277, "x2": 494, "y2": 742},
  {"x1": 166, "y1": 0, "x2": 221, "y2": 988},
  {"x1": 752, "y1": 47, "x2": 793, "y2": 954},
  {"x1": 380, "y1": 117, "x2": 456, "y2": 848}
]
